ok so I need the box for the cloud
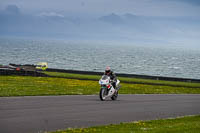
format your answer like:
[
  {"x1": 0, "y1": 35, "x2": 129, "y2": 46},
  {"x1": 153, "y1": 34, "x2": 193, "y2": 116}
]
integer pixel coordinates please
[
  {"x1": 171, "y1": 0, "x2": 200, "y2": 6},
  {"x1": 37, "y1": 12, "x2": 64, "y2": 18},
  {"x1": 1, "y1": 0, "x2": 200, "y2": 17}
]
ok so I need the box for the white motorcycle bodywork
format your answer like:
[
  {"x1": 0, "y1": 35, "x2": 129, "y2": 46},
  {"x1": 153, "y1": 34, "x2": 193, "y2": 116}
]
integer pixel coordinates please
[{"x1": 99, "y1": 75, "x2": 120, "y2": 100}]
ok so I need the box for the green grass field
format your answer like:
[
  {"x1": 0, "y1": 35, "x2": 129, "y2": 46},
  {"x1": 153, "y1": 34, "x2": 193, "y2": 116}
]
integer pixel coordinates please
[
  {"x1": 51, "y1": 115, "x2": 200, "y2": 133},
  {"x1": 0, "y1": 73, "x2": 200, "y2": 96},
  {"x1": 44, "y1": 71, "x2": 200, "y2": 88}
]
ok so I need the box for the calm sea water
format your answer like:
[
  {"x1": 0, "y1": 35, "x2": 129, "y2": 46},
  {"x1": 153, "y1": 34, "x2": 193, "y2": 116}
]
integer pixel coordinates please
[{"x1": 0, "y1": 38, "x2": 200, "y2": 79}]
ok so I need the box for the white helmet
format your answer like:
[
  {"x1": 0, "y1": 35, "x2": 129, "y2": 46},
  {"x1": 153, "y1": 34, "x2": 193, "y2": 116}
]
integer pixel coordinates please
[{"x1": 105, "y1": 66, "x2": 111, "y2": 74}]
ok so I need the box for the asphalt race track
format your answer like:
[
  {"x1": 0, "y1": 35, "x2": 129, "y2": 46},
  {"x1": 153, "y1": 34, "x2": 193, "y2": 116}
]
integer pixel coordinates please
[{"x1": 0, "y1": 94, "x2": 200, "y2": 133}]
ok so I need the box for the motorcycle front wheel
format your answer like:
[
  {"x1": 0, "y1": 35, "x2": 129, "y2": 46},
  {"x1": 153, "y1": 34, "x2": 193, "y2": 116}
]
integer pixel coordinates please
[{"x1": 99, "y1": 88, "x2": 107, "y2": 101}]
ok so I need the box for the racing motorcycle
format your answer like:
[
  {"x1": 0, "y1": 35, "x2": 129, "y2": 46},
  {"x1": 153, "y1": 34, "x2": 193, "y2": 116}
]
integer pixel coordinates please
[{"x1": 99, "y1": 75, "x2": 120, "y2": 101}]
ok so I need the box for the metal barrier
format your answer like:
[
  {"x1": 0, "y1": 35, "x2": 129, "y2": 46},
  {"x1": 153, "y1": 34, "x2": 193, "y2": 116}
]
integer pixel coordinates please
[
  {"x1": 1, "y1": 68, "x2": 200, "y2": 83},
  {"x1": 46, "y1": 68, "x2": 200, "y2": 83}
]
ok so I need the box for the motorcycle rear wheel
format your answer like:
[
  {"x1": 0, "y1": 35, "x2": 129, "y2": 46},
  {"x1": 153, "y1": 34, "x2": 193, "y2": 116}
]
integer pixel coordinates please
[{"x1": 111, "y1": 90, "x2": 118, "y2": 100}]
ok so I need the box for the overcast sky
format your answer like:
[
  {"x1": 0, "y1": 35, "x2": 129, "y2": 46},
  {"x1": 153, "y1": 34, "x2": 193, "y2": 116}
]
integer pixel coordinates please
[
  {"x1": 0, "y1": 0, "x2": 200, "y2": 49},
  {"x1": 0, "y1": 0, "x2": 200, "y2": 17}
]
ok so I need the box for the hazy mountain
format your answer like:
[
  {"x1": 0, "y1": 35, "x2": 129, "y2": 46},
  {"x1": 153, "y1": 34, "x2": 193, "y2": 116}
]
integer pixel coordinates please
[
  {"x1": 0, "y1": 4, "x2": 200, "y2": 46},
  {"x1": 99, "y1": 13, "x2": 123, "y2": 24}
]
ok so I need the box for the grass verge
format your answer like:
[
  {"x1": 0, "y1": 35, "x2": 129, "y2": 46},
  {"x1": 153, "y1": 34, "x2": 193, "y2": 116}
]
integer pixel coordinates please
[
  {"x1": 44, "y1": 72, "x2": 200, "y2": 88},
  {"x1": 51, "y1": 115, "x2": 200, "y2": 133},
  {"x1": 0, "y1": 75, "x2": 200, "y2": 97}
]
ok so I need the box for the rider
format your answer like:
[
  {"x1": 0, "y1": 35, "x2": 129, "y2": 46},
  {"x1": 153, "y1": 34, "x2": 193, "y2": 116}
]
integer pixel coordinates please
[{"x1": 104, "y1": 66, "x2": 117, "y2": 90}]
